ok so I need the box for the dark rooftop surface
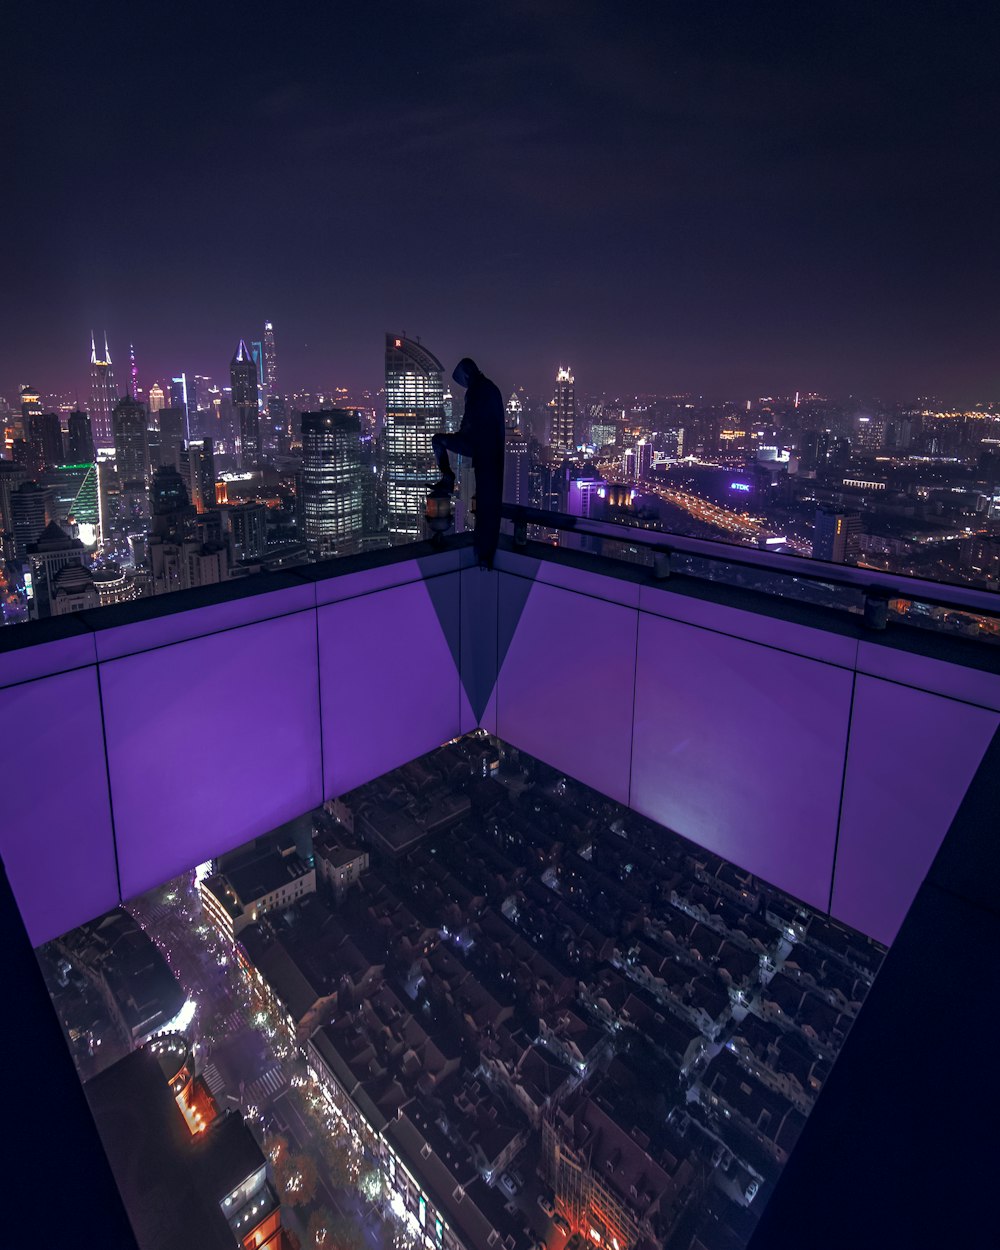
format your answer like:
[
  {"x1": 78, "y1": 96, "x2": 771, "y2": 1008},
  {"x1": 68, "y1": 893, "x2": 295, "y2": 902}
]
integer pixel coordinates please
[{"x1": 86, "y1": 1048, "x2": 266, "y2": 1250}]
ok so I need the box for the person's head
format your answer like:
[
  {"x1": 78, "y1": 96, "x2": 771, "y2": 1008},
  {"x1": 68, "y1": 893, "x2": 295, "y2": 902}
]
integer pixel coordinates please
[{"x1": 452, "y1": 357, "x2": 479, "y2": 389}]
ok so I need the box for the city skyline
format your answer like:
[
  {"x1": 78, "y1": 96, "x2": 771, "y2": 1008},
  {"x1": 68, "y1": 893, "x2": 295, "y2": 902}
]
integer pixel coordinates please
[
  {"x1": 6, "y1": 322, "x2": 1000, "y2": 415},
  {"x1": 6, "y1": 4, "x2": 1000, "y2": 403}
]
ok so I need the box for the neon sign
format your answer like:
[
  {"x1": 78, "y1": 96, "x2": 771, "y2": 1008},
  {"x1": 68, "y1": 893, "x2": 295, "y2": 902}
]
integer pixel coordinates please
[{"x1": 730, "y1": 482, "x2": 751, "y2": 492}]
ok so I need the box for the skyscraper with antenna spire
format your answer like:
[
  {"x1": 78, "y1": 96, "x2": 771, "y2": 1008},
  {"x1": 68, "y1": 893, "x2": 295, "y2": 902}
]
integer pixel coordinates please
[
  {"x1": 129, "y1": 343, "x2": 139, "y2": 400},
  {"x1": 89, "y1": 331, "x2": 118, "y2": 448}
]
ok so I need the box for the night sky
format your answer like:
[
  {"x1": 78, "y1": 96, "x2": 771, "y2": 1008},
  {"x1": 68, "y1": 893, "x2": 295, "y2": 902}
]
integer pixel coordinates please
[{"x1": 6, "y1": 1, "x2": 1000, "y2": 402}]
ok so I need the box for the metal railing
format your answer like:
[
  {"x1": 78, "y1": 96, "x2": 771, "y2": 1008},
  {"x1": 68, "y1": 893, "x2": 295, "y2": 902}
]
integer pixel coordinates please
[{"x1": 501, "y1": 504, "x2": 1000, "y2": 640}]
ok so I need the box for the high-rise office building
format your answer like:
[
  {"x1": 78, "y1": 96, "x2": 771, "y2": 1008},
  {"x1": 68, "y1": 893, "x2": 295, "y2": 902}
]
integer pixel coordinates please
[
  {"x1": 19, "y1": 385, "x2": 42, "y2": 434},
  {"x1": 148, "y1": 382, "x2": 166, "y2": 413},
  {"x1": 113, "y1": 395, "x2": 150, "y2": 485},
  {"x1": 11, "y1": 481, "x2": 52, "y2": 559},
  {"x1": 67, "y1": 410, "x2": 95, "y2": 463},
  {"x1": 551, "y1": 366, "x2": 576, "y2": 457},
  {"x1": 149, "y1": 465, "x2": 193, "y2": 542},
  {"x1": 251, "y1": 340, "x2": 264, "y2": 406},
  {"x1": 301, "y1": 409, "x2": 362, "y2": 558},
  {"x1": 503, "y1": 428, "x2": 530, "y2": 507},
  {"x1": 813, "y1": 507, "x2": 862, "y2": 564},
  {"x1": 506, "y1": 391, "x2": 523, "y2": 430},
  {"x1": 89, "y1": 332, "x2": 117, "y2": 447},
  {"x1": 157, "y1": 407, "x2": 186, "y2": 471},
  {"x1": 230, "y1": 341, "x2": 260, "y2": 469},
  {"x1": 41, "y1": 462, "x2": 100, "y2": 535},
  {"x1": 169, "y1": 374, "x2": 190, "y2": 441},
  {"x1": 382, "y1": 334, "x2": 445, "y2": 543},
  {"x1": 27, "y1": 411, "x2": 64, "y2": 469},
  {"x1": 263, "y1": 320, "x2": 277, "y2": 404},
  {"x1": 0, "y1": 461, "x2": 29, "y2": 554},
  {"x1": 223, "y1": 502, "x2": 268, "y2": 562},
  {"x1": 185, "y1": 438, "x2": 217, "y2": 513}
]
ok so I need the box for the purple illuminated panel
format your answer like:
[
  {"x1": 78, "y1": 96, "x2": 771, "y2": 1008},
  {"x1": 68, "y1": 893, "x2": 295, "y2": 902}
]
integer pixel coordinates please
[
  {"x1": 318, "y1": 577, "x2": 462, "y2": 797},
  {"x1": 0, "y1": 668, "x2": 119, "y2": 945},
  {"x1": 831, "y1": 676, "x2": 998, "y2": 944},
  {"x1": 631, "y1": 612, "x2": 852, "y2": 910},
  {"x1": 495, "y1": 578, "x2": 636, "y2": 804},
  {"x1": 101, "y1": 611, "x2": 323, "y2": 898}
]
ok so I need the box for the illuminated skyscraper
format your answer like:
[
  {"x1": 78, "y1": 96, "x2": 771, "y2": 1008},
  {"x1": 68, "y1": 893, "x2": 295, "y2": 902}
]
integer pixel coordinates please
[
  {"x1": 506, "y1": 391, "x2": 523, "y2": 430},
  {"x1": 382, "y1": 334, "x2": 445, "y2": 543},
  {"x1": 263, "y1": 321, "x2": 277, "y2": 404},
  {"x1": 185, "y1": 438, "x2": 217, "y2": 513},
  {"x1": 20, "y1": 385, "x2": 42, "y2": 431},
  {"x1": 129, "y1": 343, "x2": 139, "y2": 400},
  {"x1": 251, "y1": 339, "x2": 264, "y2": 390},
  {"x1": 503, "y1": 427, "x2": 530, "y2": 507},
  {"x1": 113, "y1": 395, "x2": 150, "y2": 485},
  {"x1": 148, "y1": 382, "x2": 166, "y2": 413},
  {"x1": 230, "y1": 340, "x2": 260, "y2": 469},
  {"x1": 551, "y1": 366, "x2": 576, "y2": 457},
  {"x1": 302, "y1": 410, "x2": 362, "y2": 558},
  {"x1": 89, "y1": 332, "x2": 117, "y2": 448}
]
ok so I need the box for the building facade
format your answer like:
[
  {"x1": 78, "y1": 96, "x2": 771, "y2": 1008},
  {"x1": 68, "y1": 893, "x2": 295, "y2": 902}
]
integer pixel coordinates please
[
  {"x1": 89, "y1": 332, "x2": 118, "y2": 448},
  {"x1": 230, "y1": 340, "x2": 261, "y2": 469},
  {"x1": 382, "y1": 335, "x2": 446, "y2": 543},
  {"x1": 550, "y1": 366, "x2": 576, "y2": 458},
  {"x1": 301, "y1": 409, "x2": 362, "y2": 558}
]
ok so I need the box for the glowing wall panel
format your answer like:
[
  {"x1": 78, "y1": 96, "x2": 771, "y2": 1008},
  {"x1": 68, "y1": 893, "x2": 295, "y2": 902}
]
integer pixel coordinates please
[
  {"x1": 495, "y1": 576, "x2": 637, "y2": 805},
  {"x1": 830, "y1": 676, "x2": 999, "y2": 945},
  {"x1": 318, "y1": 575, "x2": 462, "y2": 797},
  {"x1": 0, "y1": 667, "x2": 119, "y2": 945},
  {"x1": 100, "y1": 610, "x2": 322, "y2": 898},
  {"x1": 630, "y1": 612, "x2": 853, "y2": 911}
]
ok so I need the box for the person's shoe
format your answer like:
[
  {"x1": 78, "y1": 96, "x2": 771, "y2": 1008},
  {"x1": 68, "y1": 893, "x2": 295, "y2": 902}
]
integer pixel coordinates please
[{"x1": 429, "y1": 476, "x2": 455, "y2": 498}]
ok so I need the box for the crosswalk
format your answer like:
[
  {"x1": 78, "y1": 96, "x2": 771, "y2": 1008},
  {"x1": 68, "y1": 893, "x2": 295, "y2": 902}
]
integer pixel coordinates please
[
  {"x1": 203, "y1": 1063, "x2": 226, "y2": 1096},
  {"x1": 220, "y1": 1009, "x2": 247, "y2": 1036},
  {"x1": 246, "y1": 1065, "x2": 287, "y2": 1105}
]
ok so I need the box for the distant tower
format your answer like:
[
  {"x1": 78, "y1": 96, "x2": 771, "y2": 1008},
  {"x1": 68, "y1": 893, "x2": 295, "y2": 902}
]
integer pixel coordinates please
[
  {"x1": 230, "y1": 340, "x2": 260, "y2": 469},
  {"x1": 506, "y1": 392, "x2": 523, "y2": 431},
  {"x1": 503, "y1": 428, "x2": 530, "y2": 507},
  {"x1": 67, "y1": 411, "x2": 95, "y2": 463},
  {"x1": 301, "y1": 410, "x2": 362, "y2": 558},
  {"x1": 382, "y1": 334, "x2": 446, "y2": 543},
  {"x1": 148, "y1": 382, "x2": 166, "y2": 413},
  {"x1": 551, "y1": 366, "x2": 576, "y2": 457},
  {"x1": 113, "y1": 395, "x2": 150, "y2": 484},
  {"x1": 263, "y1": 321, "x2": 278, "y2": 404},
  {"x1": 20, "y1": 385, "x2": 42, "y2": 427},
  {"x1": 129, "y1": 343, "x2": 139, "y2": 400},
  {"x1": 89, "y1": 332, "x2": 117, "y2": 448}
]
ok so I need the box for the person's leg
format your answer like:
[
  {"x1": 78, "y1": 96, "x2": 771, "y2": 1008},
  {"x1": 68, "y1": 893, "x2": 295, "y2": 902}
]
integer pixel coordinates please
[{"x1": 430, "y1": 431, "x2": 473, "y2": 493}]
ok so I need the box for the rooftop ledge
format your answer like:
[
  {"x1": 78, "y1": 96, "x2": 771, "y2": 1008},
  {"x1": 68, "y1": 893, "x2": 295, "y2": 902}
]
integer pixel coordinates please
[{"x1": 1, "y1": 530, "x2": 998, "y2": 953}]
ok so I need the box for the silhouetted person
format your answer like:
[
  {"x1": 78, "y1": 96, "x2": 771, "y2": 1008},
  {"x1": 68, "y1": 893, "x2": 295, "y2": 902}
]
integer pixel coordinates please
[{"x1": 431, "y1": 357, "x2": 505, "y2": 568}]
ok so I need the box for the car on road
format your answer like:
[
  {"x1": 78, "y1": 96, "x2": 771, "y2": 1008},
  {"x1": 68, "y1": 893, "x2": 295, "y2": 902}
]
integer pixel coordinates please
[
  {"x1": 537, "y1": 1194, "x2": 555, "y2": 1217},
  {"x1": 552, "y1": 1213, "x2": 571, "y2": 1236},
  {"x1": 499, "y1": 1172, "x2": 520, "y2": 1198}
]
